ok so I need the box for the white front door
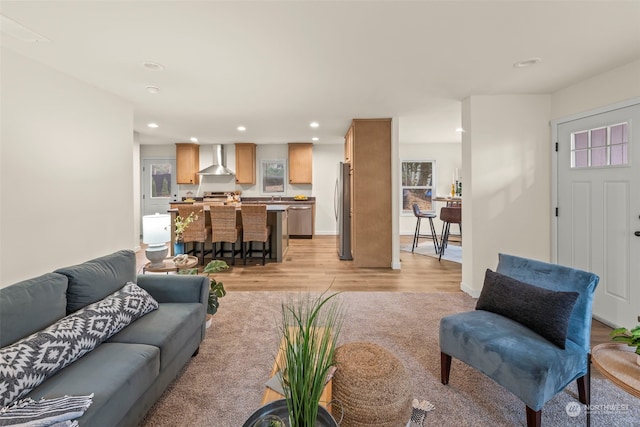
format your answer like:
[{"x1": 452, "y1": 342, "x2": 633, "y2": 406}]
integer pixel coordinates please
[
  {"x1": 142, "y1": 158, "x2": 177, "y2": 218},
  {"x1": 556, "y1": 102, "x2": 640, "y2": 329}
]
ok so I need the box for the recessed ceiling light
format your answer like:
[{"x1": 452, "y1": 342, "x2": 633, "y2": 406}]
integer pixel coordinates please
[
  {"x1": 143, "y1": 61, "x2": 165, "y2": 71},
  {"x1": 455, "y1": 127, "x2": 465, "y2": 133},
  {"x1": 312, "y1": 137, "x2": 319, "y2": 141},
  {"x1": 146, "y1": 85, "x2": 160, "y2": 94},
  {"x1": 147, "y1": 123, "x2": 159, "y2": 128},
  {"x1": 190, "y1": 137, "x2": 198, "y2": 143},
  {"x1": 237, "y1": 126, "x2": 246, "y2": 132},
  {"x1": 513, "y1": 57, "x2": 542, "y2": 68},
  {"x1": 310, "y1": 122, "x2": 319, "y2": 128}
]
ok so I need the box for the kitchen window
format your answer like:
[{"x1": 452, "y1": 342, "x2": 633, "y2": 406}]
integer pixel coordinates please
[
  {"x1": 261, "y1": 159, "x2": 286, "y2": 194},
  {"x1": 401, "y1": 161, "x2": 434, "y2": 214}
]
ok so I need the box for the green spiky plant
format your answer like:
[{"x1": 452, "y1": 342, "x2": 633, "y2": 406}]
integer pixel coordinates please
[
  {"x1": 179, "y1": 259, "x2": 228, "y2": 315},
  {"x1": 277, "y1": 291, "x2": 343, "y2": 427},
  {"x1": 610, "y1": 325, "x2": 640, "y2": 355}
]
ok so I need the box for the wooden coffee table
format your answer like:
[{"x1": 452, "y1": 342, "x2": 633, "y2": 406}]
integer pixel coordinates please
[
  {"x1": 261, "y1": 330, "x2": 333, "y2": 411},
  {"x1": 142, "y1": 256, "x2": 198, "y2": 274},
  {"x1": 591, "y1": 342, "x2": 640, "y2": 398}
]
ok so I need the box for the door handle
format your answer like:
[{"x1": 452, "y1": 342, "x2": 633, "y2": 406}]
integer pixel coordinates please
[{"x1": 635, "y1": 231, "x2": 640, "y2": 237}]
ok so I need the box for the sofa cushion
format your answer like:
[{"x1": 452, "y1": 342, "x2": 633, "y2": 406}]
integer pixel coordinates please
[
  {"x1": 0, "y1": 273, "x2": 68, "y2": 348},
  {"x1": 107, "y1": 302, "x2": 203, "y2": 370},
  {"x1": 476, "y1": 269, "x2": 579, "y2": 348},
  {"x1": 55, "y1": 250, "x2": 136, "y2": 314},
  {"x1": 0, "y1": 283, "x2": 158, "y2": 407},
  {"x1": 25, "y1": 343, "x2": 160, "y2": 427}
]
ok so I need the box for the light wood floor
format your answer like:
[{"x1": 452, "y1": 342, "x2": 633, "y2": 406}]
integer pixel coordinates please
[{"x1": 136, "y1": 235, "x2": 611, "y2": 378}]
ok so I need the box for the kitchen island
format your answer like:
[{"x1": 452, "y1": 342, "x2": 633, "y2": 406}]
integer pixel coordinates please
[{"x1": 168, "y1": 204, "x2": 289, "y2": 263}]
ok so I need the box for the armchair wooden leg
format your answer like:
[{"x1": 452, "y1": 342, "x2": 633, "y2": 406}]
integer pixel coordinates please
[
  {"x1": 577, "y1": 354, "x2": 591, "y2": 405},
  {"x1": 440, "y1": 352, "x2": 452, "y2": 385},
  {"x1": 525, "y1": 406, "x2": 541, "y2": 427}
]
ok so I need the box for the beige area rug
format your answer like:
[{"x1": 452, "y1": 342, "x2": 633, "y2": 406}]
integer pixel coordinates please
[
  {"x1": 401, "y1": 242, "x2": 462, "y2": 263},
  {"x1": 141, "y1": 292, "x2": 639, "y2": 427}
]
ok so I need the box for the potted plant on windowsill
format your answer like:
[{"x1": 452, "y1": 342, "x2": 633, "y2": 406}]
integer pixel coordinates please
[
  {"x1": 179, "y1": 259, "x2": 228, "y2": 328},
  {"x1": 610, "y1": 324, "x2": 640, "y2": 366}
]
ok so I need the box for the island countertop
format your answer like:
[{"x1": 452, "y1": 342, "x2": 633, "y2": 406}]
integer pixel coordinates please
[
  {"x1": 168, "y1": 204, "x2": 288, "y2": 212},
  {"x1": 168, "y1": 205, "x2": 289, "y2": 262}
]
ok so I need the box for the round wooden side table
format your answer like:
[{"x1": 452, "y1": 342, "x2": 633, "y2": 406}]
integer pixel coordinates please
[
  {"x1": 143, "y1": 256, "x2": 198, "y2": 274},
  {"x1": 591, "y1": 342, "x2": 640, "y2": 399}
]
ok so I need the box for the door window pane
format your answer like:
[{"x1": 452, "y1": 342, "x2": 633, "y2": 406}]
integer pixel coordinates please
[
  {"x1": 571, "y1": 122, "x2": 628, "y2": 168},
  {"x1": 591, "y1": 128, "x2": 606, "y2": 148},
  {"x1": 610, "y1": 144, "x2": 627, "y2": 166},
  {"x1": 573, "y1": 131, "x2": 588, "y2": 150},
  {"x1": 151, "y1": 163, "x2": 172, "y2": 197},
  {"x1": 591, "y1": 147, "x2": 606, "y2": 167}
]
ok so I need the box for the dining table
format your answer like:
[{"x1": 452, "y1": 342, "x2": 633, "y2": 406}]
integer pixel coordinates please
[{"x1": 433, "y1": 196, "x2": 462, "y2": 206}]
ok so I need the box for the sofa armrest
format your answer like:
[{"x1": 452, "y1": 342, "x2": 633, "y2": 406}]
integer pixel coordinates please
[{"x1": 136, "y1": 275, "x2": 209, "y2": 304}]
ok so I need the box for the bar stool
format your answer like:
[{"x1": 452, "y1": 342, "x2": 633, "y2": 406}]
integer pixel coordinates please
[
  {"x1": 177, "y1": 205, "x2": 212, "y2": 265},
  {"x1": 210, "y1": 205, "x2": 242, "y2": 265},
  {"x1": 411, "y1": 204, "x2": 439, "y2": 253},
  {"x1": 439, "y1": 206, "x2": 461, "y2": 261},
  {"x1": 241, "y1": 204, "x2": 272, "y2": 265}
]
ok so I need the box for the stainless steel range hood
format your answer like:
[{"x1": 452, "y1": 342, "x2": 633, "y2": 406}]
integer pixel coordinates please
[{"x1": 197, "y1": 144, "x2": 234, "y2": 176}]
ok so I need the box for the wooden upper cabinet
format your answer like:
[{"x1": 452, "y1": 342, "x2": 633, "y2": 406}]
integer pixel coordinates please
[
  {"x1": 344, "y1": 126, "x2": 353, "y2": 163},
  {"x1": 235, "y1": 143, "x2": 256, "y2": 185},
  {"x1": 288, "y1": 143, "x2": 313, "y2": 184},
  {"x1": 176, "y1": 143, "x2": 200, "y2": 185}
]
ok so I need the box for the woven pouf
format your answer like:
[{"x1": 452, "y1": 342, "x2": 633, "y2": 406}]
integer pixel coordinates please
[{"x1": 333, "y1": 342, "x2": 412, "y2": 427}]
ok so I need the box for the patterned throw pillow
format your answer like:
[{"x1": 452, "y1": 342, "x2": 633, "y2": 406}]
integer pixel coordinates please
[{"x1": 0, "y1": 282, "x2": 158, "y2": 407}]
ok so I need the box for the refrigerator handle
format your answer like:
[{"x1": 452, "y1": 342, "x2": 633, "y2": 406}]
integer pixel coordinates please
[{"x1": 334, "y1": 178, "x2": 339, "y2": 221}]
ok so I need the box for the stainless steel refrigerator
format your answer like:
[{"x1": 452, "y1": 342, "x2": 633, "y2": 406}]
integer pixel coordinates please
[{"x1": 334, "y1": 162, "x2": 352, "y2": 260}]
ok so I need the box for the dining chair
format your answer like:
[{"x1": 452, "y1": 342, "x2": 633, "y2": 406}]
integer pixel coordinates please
[
  {"x1": 176, "y1": 205, "x2": 211, "y2": 265},
  {"x1": 438, "y1": 206, "x2": 461, "y2": 261},
  {"x1": 240, "y1": 204, "x2": 272, "y2": 265},
  {"x1": 210, "y1": 205, "x2": 242, "y2": 265},
  {"x1": 411, "y1": 203, "x2": 439, "y2": 253}
]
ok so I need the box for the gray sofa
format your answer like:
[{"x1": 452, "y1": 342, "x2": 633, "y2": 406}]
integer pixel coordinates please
[{"x1": 0, "y1": 250, "x2": 209, "y2": 426}]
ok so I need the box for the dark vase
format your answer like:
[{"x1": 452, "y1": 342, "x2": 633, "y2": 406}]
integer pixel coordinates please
[{"x1": 242, "y1": 399, "x2": 338, "y2": 427}]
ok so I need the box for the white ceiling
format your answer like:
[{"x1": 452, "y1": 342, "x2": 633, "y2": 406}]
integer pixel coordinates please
[{"x1": 2, "y1": 1, "x2": 639, "y2": 145}]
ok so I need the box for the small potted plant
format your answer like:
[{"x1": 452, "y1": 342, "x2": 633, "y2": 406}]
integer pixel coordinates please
[
  {"x1": 179, "y1": 259, "x2": 228, "y2": 328},
  {"x1": 277, "y1": 291, "x2": 343, "y2": 427},
  {"x1": 610, "y1": 324, "x2": 640, "y2": 365}
]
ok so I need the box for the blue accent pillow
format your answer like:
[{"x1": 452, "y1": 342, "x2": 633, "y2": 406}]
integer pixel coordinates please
[{"x1": 476, "y1": 269, "x2": 579, "y2": 349}]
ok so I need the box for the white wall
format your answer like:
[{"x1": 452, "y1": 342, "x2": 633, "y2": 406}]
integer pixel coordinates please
[
  {"x1": 461, "y1": 95, "x2": 551, "y2": 296},
  {"x1": 551, "y1": 59, "x2": 640, "y2": 120},
  {"x1": 1, "y1": 48, "x2": 134, "y2": 287},
  {"x1": 399, "y1": 143, "x2": 461, "y2": 234}
]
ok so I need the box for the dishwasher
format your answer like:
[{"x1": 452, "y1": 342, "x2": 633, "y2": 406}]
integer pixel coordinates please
[{"x1": 287, "y1": 205, "x2": 313, "y2": 238}]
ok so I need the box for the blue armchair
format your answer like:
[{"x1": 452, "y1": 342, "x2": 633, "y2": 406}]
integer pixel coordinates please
[{"x1": 439, "y1": 254, "x2": 599, "y2": 427}]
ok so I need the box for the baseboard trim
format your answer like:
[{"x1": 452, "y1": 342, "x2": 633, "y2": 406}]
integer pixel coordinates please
[{"x1": 460, "y1": 281, "x2": 480, "y2": 298}]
